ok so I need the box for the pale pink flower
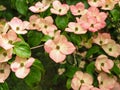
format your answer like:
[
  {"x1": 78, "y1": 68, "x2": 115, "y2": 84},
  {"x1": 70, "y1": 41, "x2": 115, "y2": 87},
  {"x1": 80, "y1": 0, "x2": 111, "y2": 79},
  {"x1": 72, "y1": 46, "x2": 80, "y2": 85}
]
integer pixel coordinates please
[
  {"x1": 95, "y1": 55, "x2": 114, "y2": 73},
  {"x1": 98, "y1": 72, "x2": 117, "y2": 90},
  {"x1": 37, "y1": 16, "x2": 57, "y2": 35},
  {"x1": 0, "y1": 63, "x2": 10, "y2": 83},
  {"x1": 91, "y1": 87, "x2": 101, "y2": 90},
  {"x1": 65, "y1": 22, "x2": 87, "y2": 34},
  {"x1": 42, "y1": 0, "x2": 55, "y2": 5},
  {"x1": 50, "y1": 0, "x2": 69, "y2": 15},
  {"x1": 102, "y1": 40, "x2": 120, "y2": 57},
  {"x1": 44, "y1": 31, "x2": 75, "y2": 63},
  {"x1": 76, "y1": 8, "x2": 107, "y2": 32},
  {"x1": 71, "y1": 71, "x2": 93, "y2": 90},
  {"x1": 88, "y1": 0, "x2": 103, "y2": 7},
  {"x1": 87, "y1": 7, "x2": 108, "y2": 22},
  {"x1": 92, "y1": 33, "x2": 111, "y2": 46},
  {"x1": 70, "y1": 2, "x2": 87, "y2": 16},
  {"x1": 11, "y1": 56, "x2": 35, "y2": 78},
  {"x1": 0, "y1": 48, "x2": 12, "y2": 63},
  {"x1": 8, "y1": 17, "x2": 29, "y2": 34},
  {"x1": 80, "y1": 85, "x2": 93, "y2": 90},
  {"x1": 0, "y1": 23, "x2": 9, "y2": 34},
  {"x1": 0, "y1": 30, "x2": 20, "y2": 50},
  {"x1": 101, "y1": 0, "x2": 119, "y2": 10},
  {"x1": 27, "y1": 15, "x2": 40, "y2": 30},
  {"x1": 29, "y1": 1, "x2": 50, "y2": 13},
  {"x1": 111, "y1": 82, "x2": 120, "y2": 90}
]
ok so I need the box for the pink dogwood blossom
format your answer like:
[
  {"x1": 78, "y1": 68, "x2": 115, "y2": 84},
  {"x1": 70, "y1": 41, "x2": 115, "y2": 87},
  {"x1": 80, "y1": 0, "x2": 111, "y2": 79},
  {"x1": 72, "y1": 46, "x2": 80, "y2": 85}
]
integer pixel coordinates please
[
  {"x1": 0, "y1": 63, "x2": 10, "y2": 83},
  {"x1": 101, "y1": 0, "x2": 119, "y2": 10},
  {"x1": 65, "y1": 22, "x2": 87, "y2": 34},
  {"x1": 0, "y1": 30, "x2": 21, "y2": 50},
  {"x1": 28, "y1": 15, "x2": 40, "y2": 30},
  {"x1": 8, "y1": 17, "x2": 29, "y2": 34},
  {"x1": 71, "y1": 71, "x2": 93, "y2": 90},
  {"x1": 11, "y1": 56, "x2": 35, "y2": 78},
  {"x1": 44, "y1": 31, "x2": 75, "y2": 63},
  {"x1": 95, "y1": 55, "x2": 114, "y2": 73},
  {"x1": 88, "y1": 0, "x2": 103, "y2": 7},
  {"x1": 0, "y1": 48, "x2": 12, "y2": 63},
  {"x1": 29, "y1": 1, "x2": 50, "y2": 13},
  {"x1": 37, "y1": 16, "x2": 57, "y2": 35},
  {"x1": 70, "y1": 2, "x2": 87, "y2": 16},
  {"x1": 98, "y1": 72, "x2": 117, "y2": 90},
  {"x1": 92, "y1": 33, "x2": 111, "y2": 46},
  {"x1": 102, "y1": 40, "x2": 120, "y2": 57},
  {"x1": 50, "y1": 0, "x2": 69, "y2": 15},
  {"x1": 76, "y1": 7, "x2": 107, "y2": 32}
]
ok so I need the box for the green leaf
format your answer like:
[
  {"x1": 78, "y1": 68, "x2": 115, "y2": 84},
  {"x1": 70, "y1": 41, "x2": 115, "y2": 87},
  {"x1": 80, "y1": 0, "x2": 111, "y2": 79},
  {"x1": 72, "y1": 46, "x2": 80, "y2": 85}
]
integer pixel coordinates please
[
  {"x1": 25, "y1": 59, "x2": 44, "y2": 87},
  {"x1": 32, "y1": 59, "x2": 44, "y2": 73},
  {"x1": 66, "y1": 78, "x2": 71, "y2": 90},
  {"x1": 111, "y1": 63, "x2": 120, "y2": 76},
  {"x1": 65, "y1": 65, "x2": 78, "y2": 78},
  {"x1": 41, "y1": 35, "x2": 52, "y2": 42},
  {"x1": 66, "y1": 0, "x2": 80, "y2": 5},
  {"x1": 27, "y1": 31, "x2": 43, "y2": 47},
  {"x1": 13, "y1": 41, "x2": 31, "y2": 58},
  {"x1": 86, "y1": 62, "x2": 95, "y2": 75},
  {"x1": 110, "y1": 7, "x2": 120, "y2": 22},
  {"x1": 70, "y1": 33, "x2": 81, "y2": 46},
  {"x1": 0, "y1": 82, "x2": 9, "y2": 90},
  {"x1": 86, "y1": 45, "x2": 100, "y2": 59},
  {"x1": 55, "y1": 15, "x2": 69, "y2": 30},
  {"x1": 15, "y1": 0, "x2": 28, "y2": 15}
]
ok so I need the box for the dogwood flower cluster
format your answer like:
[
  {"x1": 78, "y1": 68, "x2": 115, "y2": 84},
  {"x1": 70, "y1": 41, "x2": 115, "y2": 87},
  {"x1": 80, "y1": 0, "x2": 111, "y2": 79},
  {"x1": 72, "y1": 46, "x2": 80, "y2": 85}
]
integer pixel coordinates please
[
  {"x1": 0, "y1": 0, "x2": 120, "y2": 89},
  {"x1": 0, "y1": 19, "x2": 35, "y2": 83}
]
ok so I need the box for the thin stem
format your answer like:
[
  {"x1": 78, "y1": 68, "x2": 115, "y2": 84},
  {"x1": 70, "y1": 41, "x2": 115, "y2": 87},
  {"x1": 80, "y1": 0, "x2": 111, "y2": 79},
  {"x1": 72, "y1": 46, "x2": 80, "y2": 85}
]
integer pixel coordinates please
[{"x1": 31, "y1": 44, "x2": 44, "y2": 50}]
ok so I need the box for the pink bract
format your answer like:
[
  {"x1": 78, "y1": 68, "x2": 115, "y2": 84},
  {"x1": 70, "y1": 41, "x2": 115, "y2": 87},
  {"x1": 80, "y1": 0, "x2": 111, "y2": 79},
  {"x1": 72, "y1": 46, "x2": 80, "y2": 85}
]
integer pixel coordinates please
[
  {"x1": 71, "y1": 71, "x2": 93, "y2": 90},
  {"x1": 0, "y1": 48, "x2": 12, "y2": 63},
  {"x1": 95, "y1": 55, "x2": 114, "y2": 73},
  {"x1": 92, "y1": 33, "x2": 111, "y2": 46},
  {"x1": 29, "y1": 1, "x2": 50, "y2": 13},
  {"x1": 102, "y1": 40, "x2": 120, "y2": 57},
  {"x1": 50, "y1": 0, "x2": 69, "y2": 15},
  {"x1": 44, "y1": 31, "x2": 75, "y2": 63},
  {"x1": 88, "y1": 0, "x2": 103, "y2": 7},
  {"x1": 11, "y1": 56, "x2": 35, "y2": 78},
  {"x1": 0, "y1": 63, "x2": 10, "y2": 83},
  {"x1": 8, "y1": 17, "x2": 29, "y2": 34},
  {"x1": 65, "y1": 22, "x2": 87, "y2": 34},
  {"x1": 0, "y1": 30, "x2": 21, "y2": 50},
  {"x1": 70, "y1": 2, "x2": 87, "y2": 16},
  {"x1": 98, "y1": 72, "x2": 117, "y2": 90}
]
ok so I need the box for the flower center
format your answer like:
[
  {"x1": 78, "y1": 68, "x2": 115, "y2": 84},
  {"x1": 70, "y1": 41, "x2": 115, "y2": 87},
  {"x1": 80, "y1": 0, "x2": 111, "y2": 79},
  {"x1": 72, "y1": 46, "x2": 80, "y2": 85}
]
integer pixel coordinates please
[
  {"x1": 99, "y1": 40, "x2": 103, "y2": 44},
  {"x1": 3, "y1": 52, "x2": 7, "y2": 57},
  {"x1": 20, "y1": 63, "x2": 24, "y2": 67},
  {"x1": 78, "y1": 10, "x2": 80, "y2": 13},
  {"x1": 80, "y1": 80, "x2": 84, "y2": 84},
  {"x1": 0, "y1": 69, "x2": 4, "y2": 73},
  {"x1": 75, "y1": 27, "x2": 78, "y2": 31},
  {"x1": 91, "y1": 24, "x2": 94, "y2": 27},
  {"x1": 56, "y1": 45, "x2": 60, "y2": 50},
  {"x1": 32, "y1": 23, "x2": 36, "y2": 27},
  {"x1": 8, "y1": 40, "x2": 13, "y2": 44},
  {"x1": 109, "y1": 48, "x2": 112, "y2": 52},
  {"x1": 44, "y1": 25, "x2": 48, "y2": 29},
  {"x1": 16, "y1": 27, "x2": 20, "y2": 31},
  {"x1": 101, "y1": 63, "x2": 104, "y2": 66},
  {"x1": 100, "y1": 81, "x2": 103, "y2": 85},
  {"x1": 59, "y1": 9, "x2": 62, "y2": 12}
]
